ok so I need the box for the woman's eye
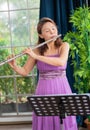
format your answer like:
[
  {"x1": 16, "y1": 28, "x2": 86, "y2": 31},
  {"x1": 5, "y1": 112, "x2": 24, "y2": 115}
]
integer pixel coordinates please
[
  {"x1": 52, "y1": 27, "x2": 56, "y2": 30},
  {"x1": 45, "y1": 30, "x2": 49, "y2": 32}
]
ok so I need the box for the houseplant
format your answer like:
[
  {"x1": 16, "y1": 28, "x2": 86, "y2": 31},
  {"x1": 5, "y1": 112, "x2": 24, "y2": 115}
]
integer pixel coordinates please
[
  {"x1": 64, "y1": 7, "x2": 90, "y2": 128},
  {"x1": 84, "y1": 116, "x2": 90, "y2": 129}
]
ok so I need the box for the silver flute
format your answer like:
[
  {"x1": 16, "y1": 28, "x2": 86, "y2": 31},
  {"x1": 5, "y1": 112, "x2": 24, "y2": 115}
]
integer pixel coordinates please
[{"x1": 0, "y1": 34, "x2": 61, "y2": 66}]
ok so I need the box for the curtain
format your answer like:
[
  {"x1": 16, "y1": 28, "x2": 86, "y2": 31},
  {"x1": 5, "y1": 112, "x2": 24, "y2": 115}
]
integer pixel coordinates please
[
  {"x1": 40, "y1": 0, "x2": 88, "y2": 35},
  {"x1": 39, "y1": 0, "x2": 90, "y2": 92}
]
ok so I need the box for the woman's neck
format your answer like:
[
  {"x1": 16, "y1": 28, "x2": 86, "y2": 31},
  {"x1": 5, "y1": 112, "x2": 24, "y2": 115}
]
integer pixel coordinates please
[
  {"x1": 44, "y1": 44, "x2": 59, "y2": 56},
  {"x1": 47, "y1": 41, "x2": 55, "y2": 50}
]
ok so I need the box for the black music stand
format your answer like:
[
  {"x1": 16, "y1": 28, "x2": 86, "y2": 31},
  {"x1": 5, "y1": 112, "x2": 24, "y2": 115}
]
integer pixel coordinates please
[{"x1": 27, "y1": 94, "x2": 90, "y2": 130}]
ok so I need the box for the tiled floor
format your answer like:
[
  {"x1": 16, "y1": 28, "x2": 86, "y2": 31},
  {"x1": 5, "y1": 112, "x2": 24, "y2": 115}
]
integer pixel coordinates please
[{"x1": 0, "y1": 125, "x2": 87, "y2": 130}]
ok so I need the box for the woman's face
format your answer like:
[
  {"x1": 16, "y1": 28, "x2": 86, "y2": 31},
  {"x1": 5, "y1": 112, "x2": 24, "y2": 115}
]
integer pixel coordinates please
[{"x1": 40, "y1": 22, "x2": 58, "y2": 41}]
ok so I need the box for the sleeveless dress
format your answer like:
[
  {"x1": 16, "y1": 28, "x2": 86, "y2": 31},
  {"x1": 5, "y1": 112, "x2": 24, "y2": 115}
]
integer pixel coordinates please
[{"x1": 32, "y1": 54, "x2": 78, "y2": 130}]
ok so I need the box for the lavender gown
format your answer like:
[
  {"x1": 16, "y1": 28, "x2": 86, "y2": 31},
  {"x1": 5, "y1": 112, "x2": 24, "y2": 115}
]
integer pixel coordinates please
[{"x1": 32, "y1": 54, "x2": 78, "y2": 130}]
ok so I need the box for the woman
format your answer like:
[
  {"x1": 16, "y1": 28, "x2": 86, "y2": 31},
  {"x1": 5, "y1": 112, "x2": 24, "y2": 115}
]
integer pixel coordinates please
[{"x1": 8, "y1": 17, "x2": 78, "y2": 130}]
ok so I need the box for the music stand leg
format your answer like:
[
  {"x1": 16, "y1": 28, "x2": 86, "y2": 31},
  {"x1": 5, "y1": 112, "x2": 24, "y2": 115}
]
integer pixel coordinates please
[
  {"x1": 60, "y1": 124, "x2": 64, "y2": 130},
  {"x1": 60, "y1": 117, "x2": 64, "y2": 130}
]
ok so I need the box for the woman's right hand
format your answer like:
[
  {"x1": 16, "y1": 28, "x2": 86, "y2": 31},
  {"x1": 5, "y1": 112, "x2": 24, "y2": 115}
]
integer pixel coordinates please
[{"x1": 7, "y1": 54, "x2": 17, "y2": 69}]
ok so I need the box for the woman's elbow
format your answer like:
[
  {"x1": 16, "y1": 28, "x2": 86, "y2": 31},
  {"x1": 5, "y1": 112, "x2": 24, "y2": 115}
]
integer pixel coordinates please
[
  {"x1": 58, "y1": 61, "x2": 66, "y2": 66},
  {"x1": 20, "y1": 71, "x2": 29, "y2": 77},
  {"x1": 20, "y1": 73, "x2": 28, "y2": 77},
  {"x1": 22, "y1": 67, "x2": 31, "y2": 76}
]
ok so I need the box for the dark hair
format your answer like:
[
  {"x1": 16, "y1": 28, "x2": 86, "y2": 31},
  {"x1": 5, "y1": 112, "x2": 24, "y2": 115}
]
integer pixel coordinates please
[{"x1": 37, "y1": 17, "x2": 62, "y2": 55}]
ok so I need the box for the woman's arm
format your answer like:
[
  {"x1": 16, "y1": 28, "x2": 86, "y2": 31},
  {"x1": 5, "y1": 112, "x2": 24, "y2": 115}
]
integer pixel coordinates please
[
  {"x1": 29, "y1": 42, "x2": 70, "y2": 66},
  {"x1": 8, "y1": 55, "x2": 36, "y2": 76}
]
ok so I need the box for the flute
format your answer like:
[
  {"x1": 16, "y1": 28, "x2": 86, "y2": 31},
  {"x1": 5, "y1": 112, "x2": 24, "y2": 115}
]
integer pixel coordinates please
[{"x1": 0, "y1": 34, "x2": 61, "y2": 66}]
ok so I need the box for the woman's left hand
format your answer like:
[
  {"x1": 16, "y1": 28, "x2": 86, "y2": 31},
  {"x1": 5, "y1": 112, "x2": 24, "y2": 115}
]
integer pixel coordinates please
[{"x1": 23, "y1": 48, "x2": 37, "y2": 59}]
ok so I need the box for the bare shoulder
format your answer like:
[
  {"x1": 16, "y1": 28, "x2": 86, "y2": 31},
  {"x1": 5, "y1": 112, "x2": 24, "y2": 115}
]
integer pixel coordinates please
[
  {"x1": 62, "y1": 42, "x2": 70, "y2": 48},
  {"x1": 58, "y1": 42, "x2": 70, "y2": 55},
  {"x1": 59, "y1": 42, "x2": 70, "y2": 51}
]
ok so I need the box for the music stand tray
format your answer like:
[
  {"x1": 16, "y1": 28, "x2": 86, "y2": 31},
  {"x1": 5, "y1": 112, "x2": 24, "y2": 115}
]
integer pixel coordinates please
[{"x1": 27, "y1": 94, "x2": 90, "y2": 130}]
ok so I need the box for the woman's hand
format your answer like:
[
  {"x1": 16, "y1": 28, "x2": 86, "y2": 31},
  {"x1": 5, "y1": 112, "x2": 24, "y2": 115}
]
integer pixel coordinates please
[{"x1": 23, "y1": 48, "x2": 37, "y2": 59}]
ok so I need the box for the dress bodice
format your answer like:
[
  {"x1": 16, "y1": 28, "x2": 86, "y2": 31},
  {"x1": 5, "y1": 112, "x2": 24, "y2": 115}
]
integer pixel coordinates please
[{"x1": 36, "y1": 54, "x2": 67, "y2": 72}]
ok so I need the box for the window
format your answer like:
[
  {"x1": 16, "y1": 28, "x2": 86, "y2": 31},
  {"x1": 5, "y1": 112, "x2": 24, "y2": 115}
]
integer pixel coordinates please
[{"x1": 0, "y1": 0, "x2": 40, "y2": 117}]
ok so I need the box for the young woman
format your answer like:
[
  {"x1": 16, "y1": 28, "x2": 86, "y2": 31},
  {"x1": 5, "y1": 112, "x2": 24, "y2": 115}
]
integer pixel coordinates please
[{"x1": 8, "y1": 17, "x2": 78, "y2": 130}]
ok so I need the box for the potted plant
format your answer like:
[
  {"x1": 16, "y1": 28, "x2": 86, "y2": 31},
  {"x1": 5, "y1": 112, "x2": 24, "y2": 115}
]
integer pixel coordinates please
[
  {"x1": 64, "y1": 6, "x2": 90, "y2": 128},
  {"x1": 84, "y1": 116, "x2": 90, "y2": 129}
]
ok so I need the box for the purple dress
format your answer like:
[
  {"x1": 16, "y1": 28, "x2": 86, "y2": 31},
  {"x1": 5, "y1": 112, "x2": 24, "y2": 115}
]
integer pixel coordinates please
[{"x1": 32, "y1": 54, "x2": 78, "y2": 130}]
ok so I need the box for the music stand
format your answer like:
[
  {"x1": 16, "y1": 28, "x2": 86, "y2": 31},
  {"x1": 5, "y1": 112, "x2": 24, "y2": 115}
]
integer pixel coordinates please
[{"x1": 27, "y1": 94, "x2": 90, "y2": 130}]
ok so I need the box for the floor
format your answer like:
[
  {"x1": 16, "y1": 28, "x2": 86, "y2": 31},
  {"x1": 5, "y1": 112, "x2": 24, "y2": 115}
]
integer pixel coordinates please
[
  {"x1": 0, "y1": 124, "x2": 32, "y2": 130},
  {"x1": 0, "y1": 124, "x2": 87, "y2": 130}
]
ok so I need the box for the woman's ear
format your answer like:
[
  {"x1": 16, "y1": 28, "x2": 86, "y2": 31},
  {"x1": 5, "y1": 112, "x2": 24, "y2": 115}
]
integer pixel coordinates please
[{"x1": 39, "y1": 34, "x2": 44, "y2": 39}]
